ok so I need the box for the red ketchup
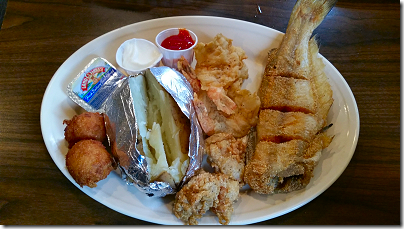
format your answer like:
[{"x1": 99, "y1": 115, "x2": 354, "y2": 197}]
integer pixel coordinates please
[{"x1": 161, "y1": 29, "x2": 195, "y2": 50}]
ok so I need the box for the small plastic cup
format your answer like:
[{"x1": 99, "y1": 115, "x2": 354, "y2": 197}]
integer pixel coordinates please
[
  {"x1": 155, "y1": 28, "x2": 198, "y2": 69},
  {"x1": 116, "y1": 38, "x2": 163, "y2": 75}
]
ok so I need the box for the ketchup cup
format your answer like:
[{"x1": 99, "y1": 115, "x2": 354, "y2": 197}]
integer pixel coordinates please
[{"x1": 155, "y1": 28, "x2": 198, "y2": 69}]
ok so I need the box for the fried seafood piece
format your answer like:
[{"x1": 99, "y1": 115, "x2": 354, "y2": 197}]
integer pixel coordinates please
[
  {"x1": 177, "y1": 56, "x2": 238, "y2": 116},
  {"x1": 244, "y1": 140, "x2": 307, "y2": 194},
  {"x1": 193, "y1": 34, "x2": 247, "y2": 115},
  {"x1": 264, "y1": 0, "x2": 338, "y2": 81},
  {"x1": 65, "y1": 139, "x2": 114, "y2": 188},
  {"x1": 308, "y1": 37, "x2": 334, "y2": 122},
  {"x1": 194, "y1": 33, "x2": 248, "y2": 91},
  {"x1": 211, "y1": 176, "x2": 240, "y2": 225},
  {"x1": 193, "y1": 90, "x2": 260, "y2": 138},
  {"x1": 173, "y1": 171, "x2": 239, "y2": 225},
  {"x1": 63, "y1": 112, "x2": 106, "y2": 148},
  {"x1": 258, "y1": 0, "x2": 336, "y2": 117},
  {"x1": 277, "y1": 132, "x2": 333, "y2": 193},
  {"x1": 257, "y1": 109, "x2": 323, "y2": 143},
  {"x1": 177, "y1": 34, "x2": 260, "y2": 137},
  {"x1": 177, "y1": 56, "x2": 201, "y2": 93},
  {"x1": 205, "y1": 133, "x2": 248, "y2": 185},
  {"x1": 206, "y1": 86, "x2": 237, "y2": 115},
  {"x1": 245, "y1": 0, "x2": 336, "y2": 194},
  {"x1": 258, "y1": 75, "x2": 316, "y2": 114},
  {"x1": 244, "y1": 133, "x2": 332, "y2": 194}
]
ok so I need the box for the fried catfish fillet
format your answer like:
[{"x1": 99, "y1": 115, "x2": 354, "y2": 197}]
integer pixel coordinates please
[
  {"x1": 245, "y1": 0, "x2": 336, "y2": 194},
  {"x1": 259, "y1": 75, "x2": 316, "y2": 114},
  {"x1": 256, "y1": 109, "x2": 324, "y2": 143},
  {"x1": 244, "y1": 133, "x2": 332, "y2": 194},
  {"x1": 173, "y1": 171, "x2": 239, "y2": 225}
]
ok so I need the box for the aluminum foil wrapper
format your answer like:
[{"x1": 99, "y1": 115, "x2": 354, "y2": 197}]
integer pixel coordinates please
[
  {"x1": 148, "y1": 66, "x2": 204, "y2": 186},
  {"x1": 66, "y1": 57, "x2": 203, "y2": 197}
]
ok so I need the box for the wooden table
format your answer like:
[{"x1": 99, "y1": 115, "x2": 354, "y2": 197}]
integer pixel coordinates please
[{"x1": 0, "y1": 0, "x2": 400, "y2": 225}]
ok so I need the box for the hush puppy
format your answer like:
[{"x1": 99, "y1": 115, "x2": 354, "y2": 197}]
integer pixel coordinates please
[
  {"x1": 63, "y1": 112, "x2": 107, "y2": 148},
  {"x1": 66, "y1": 139, "x2": 114, "y2": 188}
]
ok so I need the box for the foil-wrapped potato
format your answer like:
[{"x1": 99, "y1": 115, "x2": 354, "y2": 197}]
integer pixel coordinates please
[{"x1": 128, "y1": 71, "x2": 191, "y2": 188}]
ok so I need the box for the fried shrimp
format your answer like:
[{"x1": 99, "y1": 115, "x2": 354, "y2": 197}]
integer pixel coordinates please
[
  {"x1": 63, "y1": 112, "x2": 106, "y2": 148},
  {"x1": 65, "y1": 139, "x2": 114, "y2": 188},
  {"x1": 177, "y1": 34, "x2": 260, "y2": 138},
  {"x1": 173, "y1": 171, "x2": 239, "y2": 225},
  {"x1": 193, "y1": 33, "x2": 248, "y2": 90}
]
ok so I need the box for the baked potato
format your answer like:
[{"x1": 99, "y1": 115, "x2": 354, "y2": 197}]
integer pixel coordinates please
[{"x1": 128, "y1": 70, "x2": 191, "y2": 187}]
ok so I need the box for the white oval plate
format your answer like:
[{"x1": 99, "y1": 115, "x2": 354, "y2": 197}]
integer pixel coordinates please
[{"x1": 40, "y1": 16, "x2": 359, "y2": 225}]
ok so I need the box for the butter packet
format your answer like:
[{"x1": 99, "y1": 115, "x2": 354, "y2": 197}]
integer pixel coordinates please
[{"x1": 66, "y1": 57, "x2": 126, "y2": 112}]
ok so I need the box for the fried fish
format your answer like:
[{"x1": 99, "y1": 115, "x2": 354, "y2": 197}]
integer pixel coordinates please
[{"x1": 245, "y1": 0, "x2": 336, "y2": 194}]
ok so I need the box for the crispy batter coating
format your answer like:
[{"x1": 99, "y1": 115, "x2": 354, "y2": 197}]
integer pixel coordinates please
[
  {"x1": 177, "y1": 56, "x2": 201, "y2": 93},
  {"x1": 65, "y1": 139, "x2": 114, "y2": 188},
  {"x1": 244, "y1": 140, "x2": 307, "y2": 194},
  {"x1": 173, "y1": 171, "x2": 239, "y2": 225},
  {"x1": 193, "y1": 90, "x2": 260, "y2": 138},
  {"x1": 212, "y1": 175, "x2": 240, "y2": 225},
  {"x1": 258, "y1": 75, "x2": 316, "y2": 113},
  {"x1": 308, "y1": 38, "x2": 334, "y2": 122},
  {"x1": 194, "y1": 33, "x2": 248, "y2": 90},
  {"x1": 178, "y1": 34, "x2": 260, "y2": 138},
  {"x1": 63, "y1": 112, "x2": 106, "y2": 148},
  {"x1": 245, "y1": 0, "x2": 336, "y2": 195},
  {"x1": 205, "y1": 133, "x2": 248, "y2": 185},
  {"x1": 244, "y1": 133, "x2": 332, "y2": 194},
  {"x1": 257, "y1": 109, "x2": 323, "y2": 143}
]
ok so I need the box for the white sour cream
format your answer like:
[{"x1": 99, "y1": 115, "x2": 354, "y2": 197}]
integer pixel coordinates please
[{"x1": 116, "y1": 38, "x2": 163, "y2": 74}]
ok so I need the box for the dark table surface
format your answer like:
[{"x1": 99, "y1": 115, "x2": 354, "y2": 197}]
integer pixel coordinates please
[{"x1": 0, "y1": 0, "x2": 400, "y2": 225}]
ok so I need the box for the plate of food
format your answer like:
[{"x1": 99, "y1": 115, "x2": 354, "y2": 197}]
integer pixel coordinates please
[{"x1": 40, "y1": 1, "x2": 359, "y2": 225}]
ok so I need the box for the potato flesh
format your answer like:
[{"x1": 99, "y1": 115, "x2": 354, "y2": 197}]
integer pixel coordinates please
[
  {"x1": 129, "y1": 73, "x2": 189, "y2": 185},
  {"x1": 147, "y1": 122, "x2": 169, "y2": 179},
  {"x1": 129, "y1": 76, "x2": 154, "y2": 163}
]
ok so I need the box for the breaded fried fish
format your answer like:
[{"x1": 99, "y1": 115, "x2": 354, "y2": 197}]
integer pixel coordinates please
[
  {"x1": 245, "y1": 0, "x2": 336, "y2": 194},
  {"x1": 256, "y1": 109, "x2": 324, "y2": 143},
  {"x1": 245, "y1": 133, "x2": 332, "y2": 194}
]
